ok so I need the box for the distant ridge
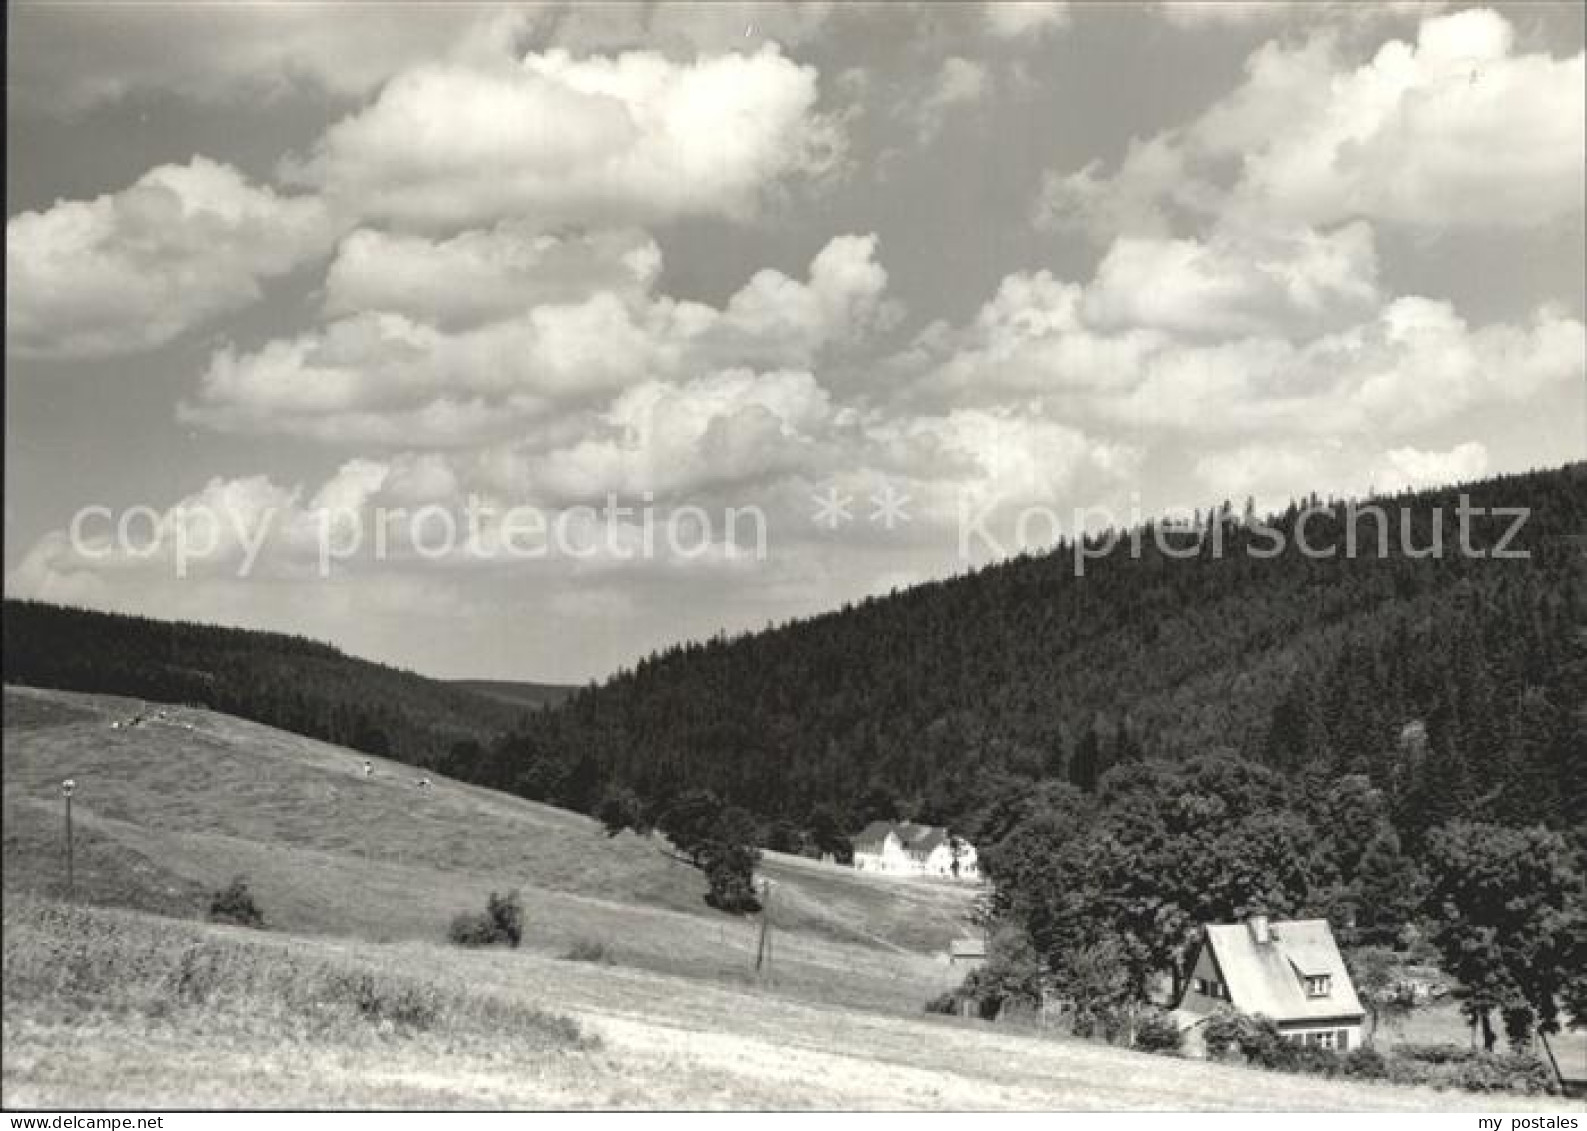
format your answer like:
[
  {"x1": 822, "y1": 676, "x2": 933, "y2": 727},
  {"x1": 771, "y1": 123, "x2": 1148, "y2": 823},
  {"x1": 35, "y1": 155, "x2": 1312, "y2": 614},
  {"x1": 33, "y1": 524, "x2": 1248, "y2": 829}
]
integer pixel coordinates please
[
  {"x1": 1, "y1": 600, "x2": 529, "y2": 766},
  {"x1": 450, "y1": 679, "x2": 575, "y2": 710}
]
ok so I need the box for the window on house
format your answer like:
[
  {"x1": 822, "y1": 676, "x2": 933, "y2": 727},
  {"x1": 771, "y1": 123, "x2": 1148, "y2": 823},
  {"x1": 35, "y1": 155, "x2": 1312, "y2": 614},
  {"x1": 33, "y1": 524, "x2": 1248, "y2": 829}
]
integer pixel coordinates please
[{"x1": 1305, "y1": 975, "x2": 1332, "y2": 997}]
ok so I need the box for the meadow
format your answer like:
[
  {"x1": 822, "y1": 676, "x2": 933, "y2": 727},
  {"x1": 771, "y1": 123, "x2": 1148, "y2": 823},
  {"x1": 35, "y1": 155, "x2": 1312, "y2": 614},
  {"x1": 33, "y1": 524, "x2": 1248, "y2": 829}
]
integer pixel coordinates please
[{"x1": 2, "y1": 685, "x2": 1576, "y2": 1109}]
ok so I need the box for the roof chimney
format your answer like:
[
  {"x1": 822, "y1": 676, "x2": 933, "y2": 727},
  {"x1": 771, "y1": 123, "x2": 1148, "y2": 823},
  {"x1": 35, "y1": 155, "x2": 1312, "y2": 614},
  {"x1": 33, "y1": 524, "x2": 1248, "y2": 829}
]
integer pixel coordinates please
[{"x1": 1247, "y1": 914, "x2": 1271, "y2": 945}]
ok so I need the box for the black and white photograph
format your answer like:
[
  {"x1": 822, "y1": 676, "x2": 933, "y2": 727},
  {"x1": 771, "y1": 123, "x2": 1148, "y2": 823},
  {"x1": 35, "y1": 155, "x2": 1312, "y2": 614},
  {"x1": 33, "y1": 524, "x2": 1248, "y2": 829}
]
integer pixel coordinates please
[{"x1": 3, "y1": 0, "x2": 1584, "y2": 1115}]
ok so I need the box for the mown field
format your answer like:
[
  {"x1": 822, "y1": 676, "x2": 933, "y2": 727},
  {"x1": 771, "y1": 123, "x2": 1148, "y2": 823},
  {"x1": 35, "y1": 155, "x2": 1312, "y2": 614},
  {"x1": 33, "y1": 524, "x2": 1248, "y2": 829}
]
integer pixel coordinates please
[{"x1": 2, "y1": 684, "x2": 1575, "y2": 1109}]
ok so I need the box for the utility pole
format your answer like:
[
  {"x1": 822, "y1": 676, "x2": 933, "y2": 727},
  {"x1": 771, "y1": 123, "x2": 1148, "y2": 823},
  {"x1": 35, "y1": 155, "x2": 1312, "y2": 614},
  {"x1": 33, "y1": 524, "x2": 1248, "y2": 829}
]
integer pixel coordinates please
[
  {"x1": 754, "y1": 879, "x2": 773, "y2": 976},
  {"x1": 61, "y1": 778, "x2": 77, "y2": 901}
]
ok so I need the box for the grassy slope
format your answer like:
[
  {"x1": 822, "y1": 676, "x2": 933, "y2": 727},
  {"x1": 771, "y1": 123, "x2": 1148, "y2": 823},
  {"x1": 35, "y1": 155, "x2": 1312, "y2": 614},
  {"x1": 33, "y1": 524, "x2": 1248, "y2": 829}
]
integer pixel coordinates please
[
  {"x1": 1, "y1": 684, "x2": 972, "y2": 1011},
  {"x1": 4, "y1": 685, "x2": 1568, "y2": 1109}
]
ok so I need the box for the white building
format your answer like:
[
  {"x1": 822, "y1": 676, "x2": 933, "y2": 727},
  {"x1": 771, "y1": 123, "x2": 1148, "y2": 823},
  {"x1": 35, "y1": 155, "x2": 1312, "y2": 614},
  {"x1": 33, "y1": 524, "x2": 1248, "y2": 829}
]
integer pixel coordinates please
[{"x1": 851, "y1": 821, "x2": 979, "y2": 880}]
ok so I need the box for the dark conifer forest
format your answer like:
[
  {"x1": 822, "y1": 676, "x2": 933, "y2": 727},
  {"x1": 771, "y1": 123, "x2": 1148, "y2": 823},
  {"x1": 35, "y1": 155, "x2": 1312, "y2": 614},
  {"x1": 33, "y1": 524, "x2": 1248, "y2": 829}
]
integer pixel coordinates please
[{"x1": 469, "y1": 464, "x2": 1584, "y2": 849}]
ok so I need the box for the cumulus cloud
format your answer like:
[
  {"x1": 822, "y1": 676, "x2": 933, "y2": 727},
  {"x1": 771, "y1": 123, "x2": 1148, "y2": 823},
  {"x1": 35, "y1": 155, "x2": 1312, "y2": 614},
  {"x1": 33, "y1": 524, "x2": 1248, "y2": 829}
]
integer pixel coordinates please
[
  {"x1": 324, "y1": 225, "x2": 661, "y2": 329},
  {"x1": 984, "y1": 2, "x2": 1071, "y2": 40},
  {"x1": 1037, "y1": 7, "x2": 1585, "y2": 238},
  {"x1": 6, "y1": 3, "x2": 525, "y2": 114},
  {"x1": 895, "y1": 226, "x2": 1584, "y2": 443},
  {"x1": 8, "y1": 2, "x2": 848, "y2": 115},
  {"x1": 291, "y1": 45, "x2": 844, "y2": 232},
  {"x1": 181, "y1": 234, "x2": 896, "y2": 446},
  {"x1": 7, "y1": 158, "x2": 334, "y2": 359},
  {"x1": 910, "y1": 56, "x2": 991, "y2": 143},
  {"x1": 1082, "y1": 223, "x2": 1381, "y2": 339},
  {"x1": 1193, "y1": 439, "x2": 1488, "y2": 507},
  {"x1": 1375, "y1": 441, "x2": 1489, "y2": 490},
  {"x1": 521, "y1": 369, "x2": 836, "y2": 501},
  {"x1": 1156, "y1": 2, "x2": 1448, "y2": 30}
]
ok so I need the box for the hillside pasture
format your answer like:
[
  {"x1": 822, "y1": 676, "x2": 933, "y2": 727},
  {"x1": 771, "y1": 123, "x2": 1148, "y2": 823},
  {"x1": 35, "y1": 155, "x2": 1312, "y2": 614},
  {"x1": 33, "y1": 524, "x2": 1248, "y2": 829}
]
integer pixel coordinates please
[{"x1": 1, "y1": 685, "x2": 969, "y2": 1012}]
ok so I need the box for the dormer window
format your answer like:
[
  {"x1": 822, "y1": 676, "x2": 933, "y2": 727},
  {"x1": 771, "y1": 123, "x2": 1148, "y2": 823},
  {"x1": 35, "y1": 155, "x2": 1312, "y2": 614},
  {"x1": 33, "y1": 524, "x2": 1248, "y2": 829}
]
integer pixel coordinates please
[{"x1": 1305, "y1": 975, "x2": 1331, "y2": 998}]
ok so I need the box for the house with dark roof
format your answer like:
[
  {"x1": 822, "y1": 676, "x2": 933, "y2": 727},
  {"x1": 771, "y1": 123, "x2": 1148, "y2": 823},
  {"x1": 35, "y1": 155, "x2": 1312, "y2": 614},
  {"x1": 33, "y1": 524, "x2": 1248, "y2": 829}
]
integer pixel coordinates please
[
  {"x1": 851, "y1": 821, "x2": 979, "y2": 879},
  {"x1": 1175, "y1": 915, "x2": 1366, "y2": 1051}
]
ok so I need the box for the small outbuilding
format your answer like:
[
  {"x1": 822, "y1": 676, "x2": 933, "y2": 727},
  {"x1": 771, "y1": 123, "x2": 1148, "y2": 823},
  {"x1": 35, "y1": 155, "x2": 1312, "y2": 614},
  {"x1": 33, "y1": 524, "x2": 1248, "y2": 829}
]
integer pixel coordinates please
[{"x1": 948, "y1": 937, "x2": 988, "y2": 968}]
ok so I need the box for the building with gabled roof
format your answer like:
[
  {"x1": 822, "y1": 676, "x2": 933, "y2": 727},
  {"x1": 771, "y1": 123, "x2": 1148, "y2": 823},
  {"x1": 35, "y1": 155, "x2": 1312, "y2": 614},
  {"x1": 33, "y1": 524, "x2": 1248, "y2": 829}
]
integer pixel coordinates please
[
  {"x1": 1175, "y1": 915, "x2": 1366, "y2": 1051},
  {"x1": 851, "y1": 821, "x2": 979, "y2": 880}
]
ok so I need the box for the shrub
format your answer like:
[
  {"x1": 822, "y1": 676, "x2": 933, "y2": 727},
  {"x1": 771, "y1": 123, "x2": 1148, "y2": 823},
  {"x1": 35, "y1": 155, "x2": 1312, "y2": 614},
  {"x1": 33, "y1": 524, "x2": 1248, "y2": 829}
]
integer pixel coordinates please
[
  {"x1": 925, "y1": 990, "x2": 963, "y2": 1015},
  {"x1": 703, "y1": 846, "x2": 762, "y2": 914},
  {"x1": 1134, "y1": 1010, "x2": 1183, "y2": 1054},
  {"x1": 1452, "y1": 1052, "x2": 1553, "y2": 1095},
  {"x1": 562, "y1": 938, "x2": 614, "y2": 964},
  {"x1": 1341, "y1": 1046, "x2": 1389, "y2": 1079},
  {"x1": 448, "y1": 911, "x2": 498, "y2": 947},
  {"x1": 1237, "y1": 1017, "x2": 1297, "y2": 1070},
  {"x1": 1201, "y1": 1009, "x2": 1246, "y2": 1060},
  {"x1": 327, "y1": 971, "x2": 439, "y2": 1029},
  {"x1": 1395, "y1": 1041, "x2": 1471, "y2": 1065},
  {"x1": 1288, "y1": 1044, "x2": 1342, "y2": 1077},
  {"x1": 448, "y1": 889, "x2": 525, "y2": 948},
  {"x1": 1200, "y1": 1009, "x2": 1296, "y2": 1068},
  {"x1": 1371, "y1": 1044, "x2": 1552, "y2": 1094},
  {"x1": 207, "y1": 876, "x2": 264, "y2": 929},
  {"x1": 487, "y1": 890, "x2": 524, "y2": 948}
]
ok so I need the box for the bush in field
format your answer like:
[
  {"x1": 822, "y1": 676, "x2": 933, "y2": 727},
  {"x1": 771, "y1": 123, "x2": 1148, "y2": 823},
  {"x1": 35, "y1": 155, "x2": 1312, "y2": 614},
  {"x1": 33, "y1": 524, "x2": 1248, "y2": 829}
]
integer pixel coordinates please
[
  {"x1": 1134, "y1": 1010, "x2": 1183, "y2": 1054},
  {"x1": 328, "y1": 971, "x2": 439, "y2": 1029},
  {"x1": 562, "y1": 938, "x2": 614, "y2": 964},
  {"x1": 207, "y1": 876, "x2": 264, "y2": 929},
  {"x1": 448, "y1": 890, "x2": 524, "y2": 948},
  {"x1": 703, "y1": 844, "x2": 762, "y2": 914},
  {"x1": 448, "y1": 912, "x2": 496, "y2": 947},
  {"x1": 487, "y1": 890, "x2": 524, "y2": 947}
]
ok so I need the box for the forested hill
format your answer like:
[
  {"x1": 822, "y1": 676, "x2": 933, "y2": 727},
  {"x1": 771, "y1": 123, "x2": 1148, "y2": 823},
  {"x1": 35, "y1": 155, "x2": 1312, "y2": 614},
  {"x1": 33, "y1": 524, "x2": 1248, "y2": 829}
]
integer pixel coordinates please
[
  {"x1": 1, "y1": 601, "x2": 528, "y2": 766},
  {"x1": 455, "y1": 463, "x2": 1585, "y2": 847},
  {"x1": 450, "y1": 679, "x2": 575, "y2": 710}
]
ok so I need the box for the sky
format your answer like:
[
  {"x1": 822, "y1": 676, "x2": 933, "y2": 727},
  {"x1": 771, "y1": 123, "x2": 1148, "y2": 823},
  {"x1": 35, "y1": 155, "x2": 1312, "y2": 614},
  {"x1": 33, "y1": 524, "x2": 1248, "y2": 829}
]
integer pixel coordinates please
[{"x1": 6, "y1": 0, "x2": 1584, "y2": 682}]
